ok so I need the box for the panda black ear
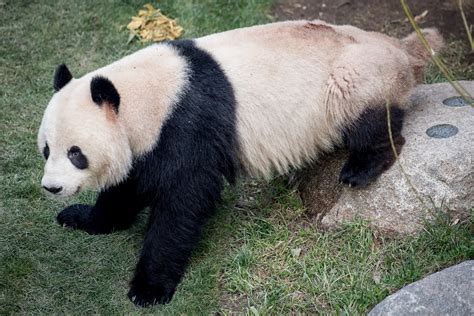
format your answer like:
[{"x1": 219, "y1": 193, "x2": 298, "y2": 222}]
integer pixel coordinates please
[
  {"x1": 53, "y1": 64, "x2": 73, "y2": 92},
  {"x1": 90, "y1": 76, "x2": 120, "y2": 113}
]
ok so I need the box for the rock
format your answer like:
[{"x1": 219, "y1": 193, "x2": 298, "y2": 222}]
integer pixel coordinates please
[
  {"x1": 297, "y1": 81, "x2": 473, "y2": 235},
  {"x1": 368, "y1": 260, "x2": 474, "y2": 315}
]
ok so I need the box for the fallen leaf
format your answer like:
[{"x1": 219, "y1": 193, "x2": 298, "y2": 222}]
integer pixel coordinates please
[
  {"x1": 126, "y1": 32, "x2": 137, "y2": 45},
  {"x1": 127, "y1": 18, "x2": 143, "y2": 30},
  {"x1": 414, "y1": 10, "x2": 429, "y2": 23},
  {"x1": 291, "y1": 248, "x2": 302, "y2": 258},
  {"x1": 126, "y1": 3, "x2": 184, "y2": 43}
]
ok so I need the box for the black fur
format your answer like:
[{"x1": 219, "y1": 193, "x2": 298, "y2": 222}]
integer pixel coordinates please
[
  {"x1": 339, "y1": 106, "x2": 405, "y2": 186},
  {"x1": 57, "y1": 176, "x2": 148, "y2": 234},
  {"x1": 53, "y1": 64, "x2": 73, "y2": 92},
  {"x1": 67, "y1": 146, "x2": 88, "y2": 169},
  {"x1": 90, "y1": 76, "x2": 121, "y2": 112},
  {"x1": 57, "y1": 40, "x2": 238, "y2": 306},
  {"x1": 42, "y1": 143, "x2": 50, "y2": 160}
]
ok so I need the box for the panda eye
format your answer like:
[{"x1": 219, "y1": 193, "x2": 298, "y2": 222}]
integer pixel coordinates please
[
  {"x1": 67, "y1": 146, "x2": 88, "y2": 170},
  {"x1": 43, "y1": 143, "x2": 50, "y2": 160}
]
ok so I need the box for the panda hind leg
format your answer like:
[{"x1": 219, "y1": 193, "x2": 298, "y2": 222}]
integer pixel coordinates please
[{"x1": 339, "y1": 105, "x2": 405, "y2": 187}]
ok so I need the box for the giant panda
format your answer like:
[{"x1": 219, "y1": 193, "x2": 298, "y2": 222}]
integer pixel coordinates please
[{"x1": 38, "y1": 20, "x2": 443, "y2": 306}]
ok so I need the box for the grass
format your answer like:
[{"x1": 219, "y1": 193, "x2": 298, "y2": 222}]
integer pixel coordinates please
[
  {"x1": 424, "y1": 37, "x2": 474, "y2": 83},
  {"x1": 400, "y1": 0, "x2": 473, "y2": 99},
  {"x1": 219, "y1": 181, "x2": 473, "y2": 313},
  {"x1": 0, "y1": 0, "x2": 472, "y2": 314}
]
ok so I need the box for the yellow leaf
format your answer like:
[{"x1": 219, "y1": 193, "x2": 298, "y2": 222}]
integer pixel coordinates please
[
  {"x1": 126, "y1": 3, "x2": 184, "y2": 44},
  {"x1": 143, "y1": 3, "x2": 155, "y2": 11},
  {"x1": 127, "y1": 19, "x2": 143, "y2": 30}
]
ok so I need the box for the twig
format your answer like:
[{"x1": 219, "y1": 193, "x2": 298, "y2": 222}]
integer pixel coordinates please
[
  {"x1": 385, "y1": 101, "x2": 432, "y2": 210},
  {"x1": 458, "y1": 0, "x2": 474, "y2": 52}
]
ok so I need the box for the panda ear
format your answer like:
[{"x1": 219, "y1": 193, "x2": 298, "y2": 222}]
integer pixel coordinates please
[
  {"x1": 90, "y1": 76, "x2": 120, "y2": 113},
  {"x1": 53, "y1": 64, "x2": 73, "y2": 92}
]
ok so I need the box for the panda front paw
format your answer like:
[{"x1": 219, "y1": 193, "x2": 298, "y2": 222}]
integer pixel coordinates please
[
  {"x1": 57, "y1": 204, "x2": 109, "y2": 235},
  {"x1": 339, "y1": 160, "x2": 377, "y2": 187},
  {"x1": 339, "y1": 149, "x2": 395, "y2": 187},
  {"x1": 57, "y1": 204, "x2": 91, "y2": 228},
  {"x1": 128, "y1": 277, "x2": 176, "y2": 307}
]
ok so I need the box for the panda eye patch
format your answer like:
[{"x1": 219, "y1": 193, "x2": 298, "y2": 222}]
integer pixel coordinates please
[
  {"x1": 43, "y1": 143, "x2": 50, "y2": 160},
  {"x1": 67, "y1": 146, "x2": 88, "y2": 169}
]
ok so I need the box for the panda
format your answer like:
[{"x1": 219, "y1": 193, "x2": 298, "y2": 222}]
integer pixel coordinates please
[{"x1": 38, "y1": 20, "x2": 443, "y2": 306}]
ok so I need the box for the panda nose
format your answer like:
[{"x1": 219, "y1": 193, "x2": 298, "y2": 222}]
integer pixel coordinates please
[{"x1": 43, "y1": 186, "x2": 63, "y2": 194}]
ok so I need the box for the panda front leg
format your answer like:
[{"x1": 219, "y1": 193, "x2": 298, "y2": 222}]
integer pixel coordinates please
[
  {"x1": 127, "y1": 176, "x2": 222, "y2": 306},
  {"x1": 57, "y1": 177, "x2": 147, "y2": 234},
  {"x1": 339, "y1": 105, "x2": 406, "y2": 186}
]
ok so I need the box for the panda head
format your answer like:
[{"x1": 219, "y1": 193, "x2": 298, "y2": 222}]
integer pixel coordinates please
[{"x1": 38, "y1": 64, "x2": 132, "y2": 197}]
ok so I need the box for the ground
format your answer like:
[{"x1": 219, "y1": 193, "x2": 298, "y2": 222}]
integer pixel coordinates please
[
  {"x1": 274, "y1": 0, "x2": 474, "y2": 81},
  {"x1": 0, "y1": 0, "x2": 472, "y2": 314}
]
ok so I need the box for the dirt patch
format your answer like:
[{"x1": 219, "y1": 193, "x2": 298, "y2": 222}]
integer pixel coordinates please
[
  {"x1": 292, "y1": 151, "x2": 346, "y2": 223},
  {"x1": 273, "y1": 0, "x2": 473, "y2": 38},
  {"x1": 219, "y1": 291, "x2": 248, "y2": 314},
  {"x1": 273, "y1": 0, "x2": 473, "y2": 79}
]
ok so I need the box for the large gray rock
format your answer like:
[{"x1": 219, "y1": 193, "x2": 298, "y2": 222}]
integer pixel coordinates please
[
  {"x1": 369, "y1": 260, "x2": 474, "y2": 315},
  {"x1": 298, "y1": 81, "x2": 473, "y2": 234}
]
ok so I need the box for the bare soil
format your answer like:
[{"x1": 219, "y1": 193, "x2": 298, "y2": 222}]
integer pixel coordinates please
[
  {"x1": 273, "y1": 0, "x2": 472, "y2": 39},
  {"x1": 273, "y1": 0, "x2": 473, "y2": 79}
]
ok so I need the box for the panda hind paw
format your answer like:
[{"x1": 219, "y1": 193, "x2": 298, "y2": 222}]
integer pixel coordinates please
[{"x1": 128, "y1": 279, "x2": 176, "y2": 307}]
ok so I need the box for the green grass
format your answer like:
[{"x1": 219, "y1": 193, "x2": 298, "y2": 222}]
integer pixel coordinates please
[
  {"x1": 424, "y1": 37, "x2": 474, "y2": 83},
  {"x1": 0, "y1": 0, "x2": 472, "y2": 314},
  {"x1": 219, "y1": 181, "x2": 473, "y2": 313}
]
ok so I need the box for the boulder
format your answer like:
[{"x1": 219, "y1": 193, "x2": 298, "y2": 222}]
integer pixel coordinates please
[
  {"x1": 297, "y1": 81, "x2": 473, "y2": 235},
  {"x1": 369, "y1": 260, "x2": 474, "y2": 315}
]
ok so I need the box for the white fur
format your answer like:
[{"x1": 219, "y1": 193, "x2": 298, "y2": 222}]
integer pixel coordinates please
[
  {"x1": 38, "y1": 85, "x2": 133, "y2": 196},
  {"x1": 195, "y1": 20, "x2": 424, "y2": 177},
  {"x1": 38, "y1": 44, "x2": 189, "y2": 197}
]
